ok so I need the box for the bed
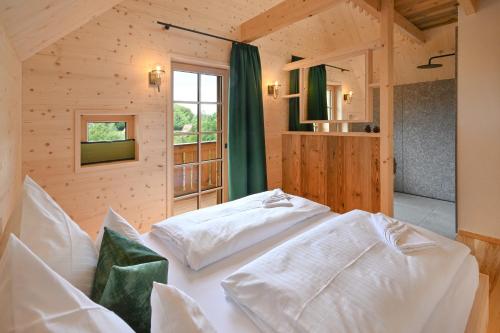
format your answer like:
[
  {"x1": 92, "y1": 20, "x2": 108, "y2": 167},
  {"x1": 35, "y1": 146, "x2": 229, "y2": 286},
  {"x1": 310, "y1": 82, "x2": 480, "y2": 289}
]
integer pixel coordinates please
[{"x1": 143, "y1": 210, "x2": 481, "y2": 333}]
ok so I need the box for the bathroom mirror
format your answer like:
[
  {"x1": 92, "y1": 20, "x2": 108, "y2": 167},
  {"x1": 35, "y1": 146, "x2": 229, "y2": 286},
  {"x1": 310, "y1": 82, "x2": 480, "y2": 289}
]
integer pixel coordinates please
[{"x1": 296, "y1": 50, "x2": 373, "y2": 123}]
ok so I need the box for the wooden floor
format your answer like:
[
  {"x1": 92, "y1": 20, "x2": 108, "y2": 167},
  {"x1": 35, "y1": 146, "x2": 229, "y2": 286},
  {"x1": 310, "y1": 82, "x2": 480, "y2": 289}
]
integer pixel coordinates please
[{"x1": 457, "y1": 231, "x2": 500, "y2": 333}]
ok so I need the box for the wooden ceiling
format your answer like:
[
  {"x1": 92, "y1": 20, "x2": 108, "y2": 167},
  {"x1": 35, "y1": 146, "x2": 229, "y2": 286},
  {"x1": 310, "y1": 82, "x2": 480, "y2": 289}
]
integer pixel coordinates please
[
  {"x1": 0, "y1": 0, "x2": 121, "y2": 60},
  {"x1": 395, "y1": 0, "x2": 459, "y2": 30}
]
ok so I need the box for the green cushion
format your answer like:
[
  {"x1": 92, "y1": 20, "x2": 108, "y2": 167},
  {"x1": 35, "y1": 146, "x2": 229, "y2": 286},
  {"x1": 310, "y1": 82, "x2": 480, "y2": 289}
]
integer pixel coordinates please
[{"x1": 91, "y1": 228, "x2": 168, "y2": 333}]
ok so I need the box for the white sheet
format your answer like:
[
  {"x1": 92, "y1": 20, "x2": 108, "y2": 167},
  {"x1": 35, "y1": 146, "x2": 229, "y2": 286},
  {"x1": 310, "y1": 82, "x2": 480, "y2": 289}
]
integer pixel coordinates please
[
  {"x1": 151, "y1": 190, "x2": 330, "y2": 270},
  {"x1": 221, "y1": 210, "x2": 471, "y2": 333},
  {"x1": 142, "y1": 211, "x2": 477, "y2": 333}
]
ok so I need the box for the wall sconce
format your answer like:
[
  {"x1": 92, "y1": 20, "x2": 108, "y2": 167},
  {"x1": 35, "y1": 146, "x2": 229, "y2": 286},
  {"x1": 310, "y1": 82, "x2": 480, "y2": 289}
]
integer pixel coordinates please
[
  {"x1": 343, "y1": 90, "x2": 353, "y2": 104},
  {"x1": 149, "y1": 64, "x2": 165, "y2": 92},
  {"x1": 267, "y1": 81, "x2": 281, "y2": 99}
]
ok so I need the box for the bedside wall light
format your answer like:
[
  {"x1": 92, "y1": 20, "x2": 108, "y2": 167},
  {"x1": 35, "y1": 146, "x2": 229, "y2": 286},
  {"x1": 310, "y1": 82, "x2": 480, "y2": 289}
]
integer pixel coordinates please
[
  {"x1": 267, "y1": 81, "x2": 281, "y2": 99},
  {"x1": 149, "y1": 64, "x2": 165, "y2": 92},
  {"x1": 343, "y1": 90, "x2": 353, "y2": 104}
]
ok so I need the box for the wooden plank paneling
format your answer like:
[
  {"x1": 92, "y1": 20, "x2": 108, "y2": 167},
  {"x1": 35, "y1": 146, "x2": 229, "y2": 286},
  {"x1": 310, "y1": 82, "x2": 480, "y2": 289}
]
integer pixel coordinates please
[
  {"x1": 283, "y1": 133, "x2": 380, "y2": 213},
  {"x1": 21, "y1": 0, "x2": 289, "y2": 238},
  {"x1": 0, "y1": 23, "x2": 21, "y2": 232},
  {"x1": 282, "y1": 134, "x2": 302, "y2": 195},
  {"x1": 0, "y1": 0, "x2": 122, "y2": 60},
  {"x1": 300, "y1": 135, "x2": 328, "y2": 204}
]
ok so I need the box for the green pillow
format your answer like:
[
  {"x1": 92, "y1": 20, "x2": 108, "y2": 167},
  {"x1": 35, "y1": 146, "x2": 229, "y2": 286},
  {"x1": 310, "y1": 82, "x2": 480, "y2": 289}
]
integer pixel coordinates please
[{"x1": 91, "y1": 228, "x2": 168, "y2": 333}]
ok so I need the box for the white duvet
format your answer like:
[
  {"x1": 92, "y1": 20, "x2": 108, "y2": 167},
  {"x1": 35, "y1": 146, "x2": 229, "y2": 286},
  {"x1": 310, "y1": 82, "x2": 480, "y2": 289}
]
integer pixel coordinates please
[
  {"x1": 151, "y1": 191, "x2": 330, "y2": 270},
  {"x1": 221, "y1": 210, "x2": 471, "y2": 333}
]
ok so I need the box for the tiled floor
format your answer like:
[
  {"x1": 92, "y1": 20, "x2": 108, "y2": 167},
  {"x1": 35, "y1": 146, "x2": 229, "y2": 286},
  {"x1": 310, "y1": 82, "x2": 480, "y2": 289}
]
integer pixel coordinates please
[{"x1": 394, "y1": 192, "x2": 456, "y2": 239}]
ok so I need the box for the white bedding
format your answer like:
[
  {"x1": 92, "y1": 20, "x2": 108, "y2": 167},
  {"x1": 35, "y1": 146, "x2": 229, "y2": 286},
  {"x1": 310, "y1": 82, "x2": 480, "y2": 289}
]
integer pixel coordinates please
[
  {"x1": 151, "y1": 191, "x2": 329, "y2": 270},
  {"x1": 142, "y1": 211, "x2": 478, "y2": 333},
  {"x1": 221, "y1": 210, "x2": 471, "y2": 333}
]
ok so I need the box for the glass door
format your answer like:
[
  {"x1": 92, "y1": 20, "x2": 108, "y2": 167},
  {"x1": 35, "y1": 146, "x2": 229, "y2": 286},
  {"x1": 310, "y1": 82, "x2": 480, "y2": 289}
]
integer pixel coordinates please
[{"x1": 171, "y1": 63, "x2": 228, "y2": 215}]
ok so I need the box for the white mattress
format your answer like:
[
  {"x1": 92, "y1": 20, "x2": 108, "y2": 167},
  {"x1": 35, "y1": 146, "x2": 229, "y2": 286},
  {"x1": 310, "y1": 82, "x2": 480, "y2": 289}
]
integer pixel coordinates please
[{"x1": 142, "y1": 212, "x2": 478, "y2": 333}]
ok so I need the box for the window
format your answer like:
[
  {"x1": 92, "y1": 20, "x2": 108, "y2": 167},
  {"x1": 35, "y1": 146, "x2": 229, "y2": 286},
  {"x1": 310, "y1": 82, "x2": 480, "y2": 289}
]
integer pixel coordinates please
[
  {"x1": 87, "y1": 122, "x2": 127, "y2": 142},
  {"x1": 75, "y1": 112, "x2": 139, "y2": 170},
  {"x1": 171, "y1": 63, "x2": 228, "y2": 215}
]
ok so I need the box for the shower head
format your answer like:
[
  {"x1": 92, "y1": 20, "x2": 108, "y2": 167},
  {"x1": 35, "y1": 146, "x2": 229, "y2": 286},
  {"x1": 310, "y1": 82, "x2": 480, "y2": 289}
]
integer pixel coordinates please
[
  {"x1": 417, "y1": 53, "x2": 456, "y2": 70},
  {"x1": 417, "y1": 63, "x2": 443, "y2": 69}
]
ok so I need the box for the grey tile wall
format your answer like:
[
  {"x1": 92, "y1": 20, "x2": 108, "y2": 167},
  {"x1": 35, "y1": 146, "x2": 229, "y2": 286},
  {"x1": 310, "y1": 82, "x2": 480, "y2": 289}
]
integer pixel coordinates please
[{"x1": 351, "y1": 79, "x2": 456, "y2": 202}]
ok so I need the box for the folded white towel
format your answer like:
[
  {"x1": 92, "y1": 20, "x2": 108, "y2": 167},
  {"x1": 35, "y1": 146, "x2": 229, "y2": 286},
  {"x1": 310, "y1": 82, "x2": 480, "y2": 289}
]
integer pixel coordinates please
[
  {"x1": 370, "y1": 213, "x2": 437, "y2": 254},
  {"x1": 262, "y1": 189, "x2": 293, "y2": 208}
]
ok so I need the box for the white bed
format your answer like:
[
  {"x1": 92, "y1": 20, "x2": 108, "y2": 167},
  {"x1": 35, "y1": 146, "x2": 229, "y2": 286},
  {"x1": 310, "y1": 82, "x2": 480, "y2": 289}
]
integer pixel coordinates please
[{"x1": 142, "y1": 211, "x2": 478, "y2": 333}]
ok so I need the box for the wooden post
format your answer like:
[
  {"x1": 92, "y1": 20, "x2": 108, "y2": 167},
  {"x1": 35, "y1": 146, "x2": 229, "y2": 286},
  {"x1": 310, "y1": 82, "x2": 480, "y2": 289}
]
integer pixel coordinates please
[{"x1": 380, "y1": 0, "x2": 394, "y2": 216}]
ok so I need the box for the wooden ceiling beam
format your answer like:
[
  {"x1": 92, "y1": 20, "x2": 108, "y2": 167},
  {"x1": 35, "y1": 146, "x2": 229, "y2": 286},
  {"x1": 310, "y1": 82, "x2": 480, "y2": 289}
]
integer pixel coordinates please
[
  {"x1": 239, "y1": 0, "x2": 425, "y2": 44},
  {"x1": 239, "y1": 0, "x2": 343, "y2": 42},
  {"x1": 350, "y1": 0, "x2": 426, "y2": 43},
  {"x1": 459, "y1": 0, "x2": 479, "y2": 15}
]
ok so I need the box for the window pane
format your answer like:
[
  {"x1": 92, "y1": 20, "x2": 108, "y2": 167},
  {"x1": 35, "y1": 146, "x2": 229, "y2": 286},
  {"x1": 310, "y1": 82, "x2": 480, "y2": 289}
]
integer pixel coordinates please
[
  {"x1": 201, "y1": 161, "x2": 222, "y2": 191},
  {"x1": 174, "y1": 135, "x2": 198, "y2": 165},
  {"x1": 174, "y1": 165, "x2": 198, "y2": 197},
  {"x1": 201, "y1": 104, "x2": 220, "y2": 132},
  {"x1": 173, "y1": 71, "x2": 198, "y2": 102},
  {"x1": 200, "y1": 190, "x2": 222, "y2": 209},
  {"x1": 200, "y1": 74, "x2": 218, "y2": 102},
  {"x1": 174, "y1": 197, "x2": 198, "y2": 215},
  {"x1": 201, "y1": 133, "x2": 222, "y2": 161},
  {"x1": 174, "y1": 103, "x2": 198, "y2": 133},
  {"x1": 87, "y1": 122, "x2": 126, "y2": 142}
]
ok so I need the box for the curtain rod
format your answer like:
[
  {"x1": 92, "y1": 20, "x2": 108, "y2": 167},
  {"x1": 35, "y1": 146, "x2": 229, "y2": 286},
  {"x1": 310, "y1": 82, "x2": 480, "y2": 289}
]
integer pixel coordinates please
[
  {"x1": 157, "y1": 21, "x2": 350, "y2": 72},
  {"x1": 157, "y1": 21, "x2": 252, "y2": 46},
  {"x1": 324, "y1": 64, "x2": 350, "y2": 72}
]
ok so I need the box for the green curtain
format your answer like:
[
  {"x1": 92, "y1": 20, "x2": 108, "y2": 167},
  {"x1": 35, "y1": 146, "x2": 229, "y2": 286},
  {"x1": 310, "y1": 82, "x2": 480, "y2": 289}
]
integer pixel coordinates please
[
  {"x1": 228, "y1": 43, "x2": 267, "y2": 201},
  {"x1": 289, "y1": 56, "x2": 313, "y2": 131},
  {"x1": 307, "y1": 65, "x2": 328, "y2": 120}
]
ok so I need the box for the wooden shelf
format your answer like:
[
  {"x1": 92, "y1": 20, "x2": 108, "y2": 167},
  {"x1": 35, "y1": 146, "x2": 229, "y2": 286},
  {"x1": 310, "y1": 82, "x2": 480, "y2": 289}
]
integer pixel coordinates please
[
  {"x1": 283, "y1": 131, "x2": 381, "y2": 138},
  {"x1": 369, "y1": 82, "x2": 380, "y2": 88}
]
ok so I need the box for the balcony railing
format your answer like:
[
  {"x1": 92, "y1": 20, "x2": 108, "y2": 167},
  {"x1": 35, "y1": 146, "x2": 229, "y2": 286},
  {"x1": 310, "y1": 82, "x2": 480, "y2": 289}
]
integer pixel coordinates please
[{"x1": 174, "y1": 141, "x2": 220, "y2": 198}]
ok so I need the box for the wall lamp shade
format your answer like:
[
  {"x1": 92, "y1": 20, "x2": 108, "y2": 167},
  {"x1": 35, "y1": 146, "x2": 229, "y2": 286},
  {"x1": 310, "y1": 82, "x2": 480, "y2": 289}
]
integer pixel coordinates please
[
  {"x1": 149, "y1": 65, "x2": 165, "y2": 92},
  {"x1": 344, "y1": 90, "x2": 353, "y2": 104},
  {"x1": 267, "y1": 81, "x2": 281, "y2": 99}
]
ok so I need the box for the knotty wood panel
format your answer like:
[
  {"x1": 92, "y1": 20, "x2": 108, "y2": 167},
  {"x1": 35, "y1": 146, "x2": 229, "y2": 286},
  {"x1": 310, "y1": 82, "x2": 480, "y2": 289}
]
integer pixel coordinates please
[
  {"x1": 0, "y1": 24, "x2": 21, "y2": 232},
  {"x1": 0, "y1": 0, "x2": 122, "y2": 60},
  {"x1": 283, "y1": 133, "x2": 380, "y2": 213},
  {"x1": 457, "y1": 231, "x2": 500, "y2": 333},
  {"x1": 282, "y1": 134, "x2": 302, "y2": 195},
  {"x1": 300, "y1": 135, "x2": 328, "y2": 204},
  {"x1": 21, "y1": 0, "x2": 289, "y2": 238}
]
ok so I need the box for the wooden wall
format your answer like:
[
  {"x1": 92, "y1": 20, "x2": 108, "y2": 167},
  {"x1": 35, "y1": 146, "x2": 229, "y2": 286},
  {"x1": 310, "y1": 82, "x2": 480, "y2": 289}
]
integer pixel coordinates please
[
  {"x1": 20, "y1": 0, "x2": 456, "y2": 237},
  {"x1": 21, "y1": 0, "x2": 289, "y2": 237},
  {"x1": 282, "y1": 132, "x2": 380, "y2": 213},
  {"x1": 0, "y1": 23, "x2": 21, "y2": 232}
]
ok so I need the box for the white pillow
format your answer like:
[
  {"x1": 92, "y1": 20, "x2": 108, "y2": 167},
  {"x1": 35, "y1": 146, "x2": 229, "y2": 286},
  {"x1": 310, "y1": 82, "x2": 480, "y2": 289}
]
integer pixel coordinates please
[
  {"x1": 0, "y1": 234, "x2": 134, "y2": 333},
  {"x1": 151, "y1": 283, "x2": 217, "y2": 333},
  {"x1": 19, "y1": 176, "x2": 98, "y2": 296},
  {"x1": 95, "y1": 207, "x2": 142, "y2": 250}
]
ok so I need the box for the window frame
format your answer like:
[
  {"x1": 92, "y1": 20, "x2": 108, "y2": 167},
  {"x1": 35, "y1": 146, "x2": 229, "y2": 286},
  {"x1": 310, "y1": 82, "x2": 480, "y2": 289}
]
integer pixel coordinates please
[{"x1": 170, "y1": 61, "x2": 229, "y2": 215}]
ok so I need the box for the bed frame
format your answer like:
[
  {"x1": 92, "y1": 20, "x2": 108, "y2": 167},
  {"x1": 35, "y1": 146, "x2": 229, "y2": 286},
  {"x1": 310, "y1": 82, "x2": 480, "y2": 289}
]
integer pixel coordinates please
[{"x1": 465, "y1": 273, "x2": 489, "y2": 333}]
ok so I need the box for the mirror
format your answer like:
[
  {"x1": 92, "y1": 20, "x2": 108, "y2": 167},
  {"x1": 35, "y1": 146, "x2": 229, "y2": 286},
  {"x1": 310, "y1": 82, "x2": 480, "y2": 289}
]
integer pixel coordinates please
[{"x1": 301, "y1": 51, "x2": 372, "y2": 123}]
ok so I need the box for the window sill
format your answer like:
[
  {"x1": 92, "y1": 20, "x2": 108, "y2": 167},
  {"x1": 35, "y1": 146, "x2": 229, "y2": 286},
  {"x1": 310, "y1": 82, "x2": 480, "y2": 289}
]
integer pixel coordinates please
[{"x1": 76, "y1": 159, "x2": 141, "y2": 174}]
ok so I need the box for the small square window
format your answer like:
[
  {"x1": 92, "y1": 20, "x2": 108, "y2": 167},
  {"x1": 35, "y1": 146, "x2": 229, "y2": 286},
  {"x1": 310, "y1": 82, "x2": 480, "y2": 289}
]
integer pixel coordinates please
[
  {"x1": 76, "y1": 112, "x2": 139, "y2": 170},
  {"x1": 87, "y1": 122, "x2": 127, "y2": 142}
]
